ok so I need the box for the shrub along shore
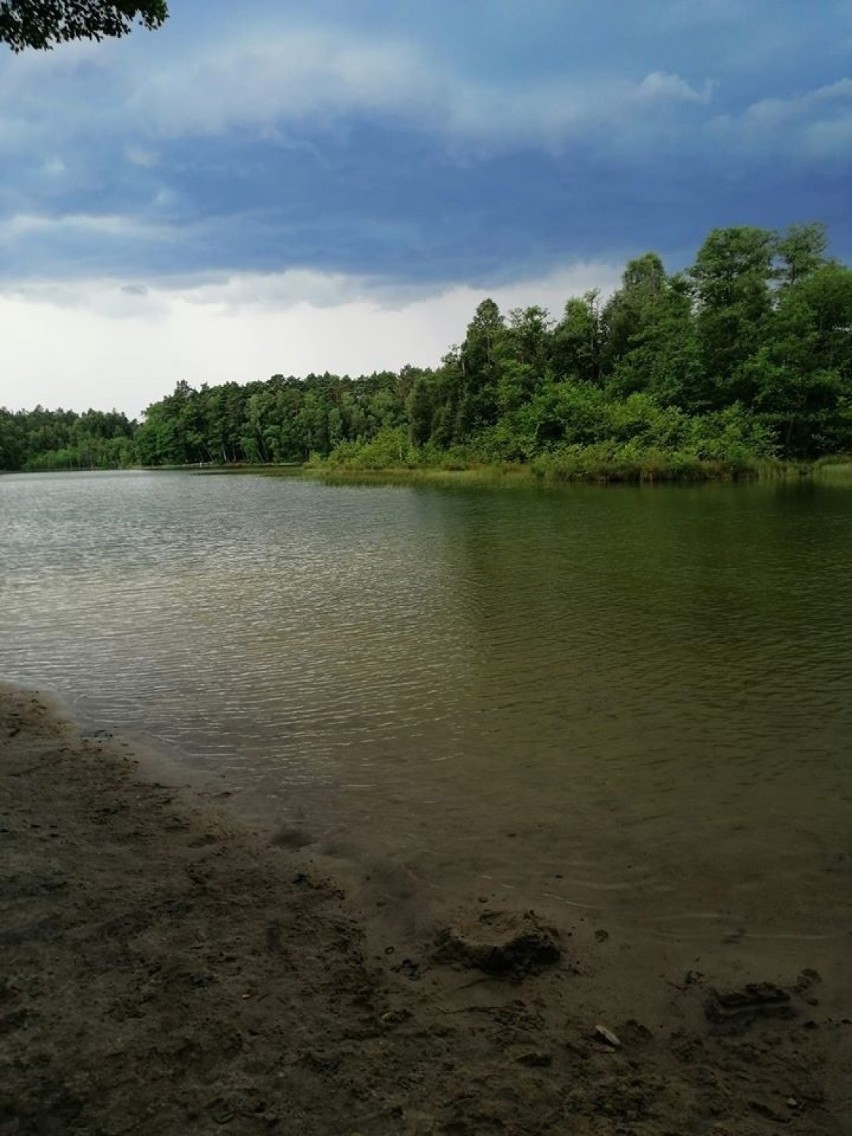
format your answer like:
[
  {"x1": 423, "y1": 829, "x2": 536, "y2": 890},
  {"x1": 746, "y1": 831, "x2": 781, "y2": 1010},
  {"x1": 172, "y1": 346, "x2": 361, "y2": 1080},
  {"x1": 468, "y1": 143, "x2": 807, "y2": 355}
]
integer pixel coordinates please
[{"x1": 3, "y1": 222, "x2": 852, "y2": 482}]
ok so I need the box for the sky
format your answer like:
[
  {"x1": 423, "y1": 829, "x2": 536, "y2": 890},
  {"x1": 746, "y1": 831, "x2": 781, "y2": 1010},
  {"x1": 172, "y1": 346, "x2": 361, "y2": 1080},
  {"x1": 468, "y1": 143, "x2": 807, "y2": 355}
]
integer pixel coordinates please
[{"x1": 2, "y1": 0, "x2": 852, "y2": 417}]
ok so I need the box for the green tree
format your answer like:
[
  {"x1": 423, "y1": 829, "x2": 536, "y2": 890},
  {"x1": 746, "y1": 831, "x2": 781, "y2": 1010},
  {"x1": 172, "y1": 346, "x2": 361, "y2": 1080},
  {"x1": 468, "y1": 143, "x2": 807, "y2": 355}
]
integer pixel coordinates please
[
  {"x1": 1, "y1": 1, "x2": 167, "y2": 51},
  {"x1": 607, "y1": 273, "x2": 704, "y2": 410},
  {"x1": 551, "y1": 292, "x2": 602, "y2": 384},
  {"x1": 407, "y1": 375, "x2": 435, "y2": 447},
  {"x1": 0, "y1": 410, "x2": 26, "y2": 470},
  {"x1": 7, "y1": 219, "x2": 850, "y2": 478},
  {"x1": 773, "y1": 222, "x2": 828, "y2": 288},
  {"x1": 426, "y1": 348, "x2": 464, "y2": 447},
  {"x1": 454, "y1": 298, "x2": 505, "y2": 437},
  {"x1": 0, "y1": 403, "x2": 138, "y2": 470},
  {"x1": 688, "y1": 226, "x2": 774, "y2": 403},
  {"x1": 601, "y1": 253, "x2": 667, "y2": 378},
  {"x1": 749, "y1": 260, "x2": 852, "y2": 456}
]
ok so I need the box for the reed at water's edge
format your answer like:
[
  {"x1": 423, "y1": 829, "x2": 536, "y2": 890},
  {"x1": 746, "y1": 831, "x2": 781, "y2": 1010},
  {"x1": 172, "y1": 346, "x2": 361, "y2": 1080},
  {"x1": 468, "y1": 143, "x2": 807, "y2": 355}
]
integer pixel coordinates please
[
  {"x1": 301, "y1": 448, "x2": 852, "y2": 487},
  {"x1": 125, "y1": 451, "x2": 852, "y2": 487}
]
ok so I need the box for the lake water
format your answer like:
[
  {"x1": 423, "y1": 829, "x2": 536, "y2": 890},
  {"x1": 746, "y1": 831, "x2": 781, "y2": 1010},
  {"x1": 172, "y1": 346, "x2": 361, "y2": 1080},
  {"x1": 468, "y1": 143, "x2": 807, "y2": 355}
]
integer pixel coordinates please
[{"x1": 2, "y1": 470, "x2": 851, "y2": 955}]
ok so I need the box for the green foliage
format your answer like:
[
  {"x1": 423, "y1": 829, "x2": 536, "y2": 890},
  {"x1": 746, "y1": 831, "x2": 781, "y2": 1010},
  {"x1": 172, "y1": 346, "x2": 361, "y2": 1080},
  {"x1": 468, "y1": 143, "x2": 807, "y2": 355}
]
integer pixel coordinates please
[
  {"x1": 1, "y1": 1, "x2": 167, "y2": 51},
  {"x1": 0, "y1": 405, "x2": 137, "y2": 471},
  {"x1": 323, "y1": 427, "x2": 419, "y2": 470},
  {"x1": 773, "y1": 222, "x2": 828, "y2": 288},
  {"x1": 551, "y1": 292, "x2": 602, "y2": 384},
  {"x1": 688, "y1": 226, "x2": 776, "y2": 404},
  {"x1": 4, "y1": 221, "x2": 852, "y2": 480}
]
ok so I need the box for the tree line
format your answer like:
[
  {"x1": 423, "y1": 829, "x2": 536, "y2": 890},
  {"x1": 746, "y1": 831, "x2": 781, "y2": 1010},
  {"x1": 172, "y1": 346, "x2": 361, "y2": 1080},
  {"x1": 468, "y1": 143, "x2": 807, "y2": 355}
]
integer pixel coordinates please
[
  {"x1": 0, "y1": 406, "x2": 137, "y2": 472},
  {"x1": 3, "y1": 222, "x2": 852, "y2": 478}
]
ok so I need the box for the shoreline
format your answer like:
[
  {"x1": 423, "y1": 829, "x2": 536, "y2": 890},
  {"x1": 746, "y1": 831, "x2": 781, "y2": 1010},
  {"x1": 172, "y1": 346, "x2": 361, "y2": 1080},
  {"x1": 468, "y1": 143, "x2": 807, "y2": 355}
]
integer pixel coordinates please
[
  {"x1": 8, "y1": 456, "x2": 852, "y2": 486},
  {"x1": 181, "y1": 455, "x2": 849, "y2": 488},
  {"x1": 1, "y1": 683, "x2": 849, "y2": 1133}
]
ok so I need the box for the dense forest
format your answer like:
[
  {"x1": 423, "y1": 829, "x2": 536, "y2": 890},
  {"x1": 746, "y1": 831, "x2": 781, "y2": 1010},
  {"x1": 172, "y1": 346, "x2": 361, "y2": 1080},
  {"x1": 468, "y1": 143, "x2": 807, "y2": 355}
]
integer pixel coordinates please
[
  {"x1": 0, "y1": 407, "x2": 137, "y2": 473},
  {"x1": 3, "y1": 223, "x2": 852, "y2": 479}
]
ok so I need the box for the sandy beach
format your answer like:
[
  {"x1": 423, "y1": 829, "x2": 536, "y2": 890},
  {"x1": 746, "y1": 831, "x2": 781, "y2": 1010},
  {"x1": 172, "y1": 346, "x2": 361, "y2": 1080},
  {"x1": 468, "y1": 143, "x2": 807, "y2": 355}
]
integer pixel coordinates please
[{"x1": 1, "y1": 683, "x2": 849, "y2": 1135}]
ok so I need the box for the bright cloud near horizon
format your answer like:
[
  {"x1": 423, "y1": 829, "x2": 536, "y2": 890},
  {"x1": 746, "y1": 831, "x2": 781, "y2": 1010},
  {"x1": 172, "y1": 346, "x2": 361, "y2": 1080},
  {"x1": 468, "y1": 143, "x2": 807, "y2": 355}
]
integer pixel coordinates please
[{"x1": 2, "y1": 0, "x2": 851, "y2": 417}]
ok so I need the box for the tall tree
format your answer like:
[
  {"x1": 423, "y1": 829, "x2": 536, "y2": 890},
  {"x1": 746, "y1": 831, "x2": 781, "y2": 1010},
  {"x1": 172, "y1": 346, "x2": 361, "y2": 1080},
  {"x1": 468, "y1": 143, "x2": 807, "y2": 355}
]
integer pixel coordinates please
[
  {"x1": 492, "y1": 306, "x2": 554, "y2": 414},
  {"x1": 688, "y1": 226, "x2": 774, "y2": 404},
  {"x1": 773, "y1": 222, "x2": 829, "y2": 289},
  {"x1": 601, "y1": 252, "x2": 668, "y2": 383},
  {"x1": 455, "y1": 298, "x2": 506, "y2": 437},
  {"x1": 551, "y1": 292, "x2": 602, "y2": 384},
  {"x1": 749, "y1": 260, "x2": 852, "y2": 457}
]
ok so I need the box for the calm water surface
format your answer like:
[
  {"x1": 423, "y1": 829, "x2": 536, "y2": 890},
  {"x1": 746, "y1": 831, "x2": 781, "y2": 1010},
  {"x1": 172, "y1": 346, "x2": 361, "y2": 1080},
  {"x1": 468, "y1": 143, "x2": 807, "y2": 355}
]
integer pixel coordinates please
[{"x1": 2, "y1": 471, "x2": 850, "y2": 943}]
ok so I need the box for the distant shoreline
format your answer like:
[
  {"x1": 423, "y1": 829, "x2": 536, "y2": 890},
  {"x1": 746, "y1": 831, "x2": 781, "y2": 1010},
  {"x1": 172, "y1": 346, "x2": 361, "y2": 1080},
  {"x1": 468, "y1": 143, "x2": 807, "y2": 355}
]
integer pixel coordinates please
[
  {"x1": 160, "y1": 453, "x2": 852, "y2": 485},
  {"x1": 9, "y1": 454, "x2": 850, "y2": 486}
]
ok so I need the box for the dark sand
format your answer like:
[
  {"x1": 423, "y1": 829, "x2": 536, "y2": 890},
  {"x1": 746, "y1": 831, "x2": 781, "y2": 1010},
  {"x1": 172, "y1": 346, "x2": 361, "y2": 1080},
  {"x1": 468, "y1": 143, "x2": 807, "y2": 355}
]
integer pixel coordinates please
[{"x1": 1, "y1": 685, "x2": 850, "y2": 1135}]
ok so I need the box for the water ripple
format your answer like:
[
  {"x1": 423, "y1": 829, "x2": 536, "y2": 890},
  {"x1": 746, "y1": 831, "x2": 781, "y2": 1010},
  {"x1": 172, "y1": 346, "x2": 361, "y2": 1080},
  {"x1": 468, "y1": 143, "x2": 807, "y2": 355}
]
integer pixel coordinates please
[{"x1": 2, "y1": 470, "x2": 851, "y2": 941}]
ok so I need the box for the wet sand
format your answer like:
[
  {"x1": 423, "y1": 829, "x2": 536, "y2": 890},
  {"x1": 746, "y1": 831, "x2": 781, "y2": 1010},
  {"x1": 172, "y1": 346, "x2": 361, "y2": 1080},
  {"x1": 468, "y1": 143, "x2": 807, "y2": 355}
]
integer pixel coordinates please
[{"x1": 1, "y1": 684, "x2": 850, "y2": 1135}]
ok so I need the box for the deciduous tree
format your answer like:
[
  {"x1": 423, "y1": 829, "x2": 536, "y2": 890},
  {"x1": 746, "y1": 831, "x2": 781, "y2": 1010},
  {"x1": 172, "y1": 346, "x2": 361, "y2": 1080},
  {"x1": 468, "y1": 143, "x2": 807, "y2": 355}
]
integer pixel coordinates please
[{"x1": 0, "y1": 1, "x2": 167, "y2": 51}]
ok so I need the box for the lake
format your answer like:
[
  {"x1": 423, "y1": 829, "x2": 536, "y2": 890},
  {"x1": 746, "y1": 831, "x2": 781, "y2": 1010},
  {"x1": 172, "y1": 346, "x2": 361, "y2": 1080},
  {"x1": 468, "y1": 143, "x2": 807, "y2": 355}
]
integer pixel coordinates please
[{"x1": 2, "y1": 470, "x2": 850, "y2": 961}]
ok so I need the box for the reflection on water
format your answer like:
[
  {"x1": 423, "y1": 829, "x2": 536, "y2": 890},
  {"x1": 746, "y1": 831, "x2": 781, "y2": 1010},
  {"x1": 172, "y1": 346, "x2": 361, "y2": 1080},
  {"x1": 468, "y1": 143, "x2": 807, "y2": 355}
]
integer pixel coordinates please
[{"x1": 2, "y1": 470, "x2": 851, "y2": 941}]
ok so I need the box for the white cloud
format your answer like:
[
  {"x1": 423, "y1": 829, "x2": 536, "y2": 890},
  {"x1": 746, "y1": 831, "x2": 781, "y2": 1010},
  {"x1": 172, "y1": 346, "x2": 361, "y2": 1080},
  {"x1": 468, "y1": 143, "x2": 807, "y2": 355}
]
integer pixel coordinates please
[
  {"x1": 0, "y1": 262, "x2": 621, "y2": 417},
  {"x1": 41, "y1": 157, "x2": 67, "y2": 178},
  {"x1": 0, "y1": 17, "x2": 721, "y2": 180},
  {"x1": 0, "y1": 24, "x2": 715, "y2": 166},
  {"x1": 741, "y1": 78, "x2": 852, "y2": 127},
  {"x1": 807, "y1": 113, "x2": 852, "y2": 155},
  {"x1": 130, "y1": 32, "x2": 425, "y2": 137},
  {"x1": 710, "y1": 76, "x2": 852, "y2": 156},
  {"x1": 0, "y1": 211, "x2": 174, "y2": 243},
  {"x1": 636, "y1": 71, "x2": 714, "y2": 104},
  {"x1": 126, "y1": 26, "x2": 714, "y2": 151},
  {"x1": 125, "y1": 146, "x2": 158, "y2": 168}
]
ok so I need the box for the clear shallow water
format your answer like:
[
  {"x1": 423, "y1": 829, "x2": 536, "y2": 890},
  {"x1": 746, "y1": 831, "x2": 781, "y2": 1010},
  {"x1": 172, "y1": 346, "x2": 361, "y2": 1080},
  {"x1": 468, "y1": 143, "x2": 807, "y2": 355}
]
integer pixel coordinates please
[{"x1": 2, "y1": 470, "x2": 851, "y2": 941}]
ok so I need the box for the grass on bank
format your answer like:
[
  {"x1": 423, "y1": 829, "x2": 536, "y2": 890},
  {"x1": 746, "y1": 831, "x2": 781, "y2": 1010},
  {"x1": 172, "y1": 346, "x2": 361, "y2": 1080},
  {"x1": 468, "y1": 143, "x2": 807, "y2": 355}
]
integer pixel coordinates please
[
  {"x1": 148, "y1": 446, "x2": 851, "y2": 488},
  {"x1": 18, "y1": 442, "x2": 851, "y2": 486}
]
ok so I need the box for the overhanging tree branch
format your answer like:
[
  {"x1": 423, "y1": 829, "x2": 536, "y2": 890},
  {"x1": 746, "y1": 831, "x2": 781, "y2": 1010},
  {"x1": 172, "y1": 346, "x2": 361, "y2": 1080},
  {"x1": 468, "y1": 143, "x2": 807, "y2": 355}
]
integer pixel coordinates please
[{"x1": 0, "y1": 1, "x2": 168, "y2": 51}]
